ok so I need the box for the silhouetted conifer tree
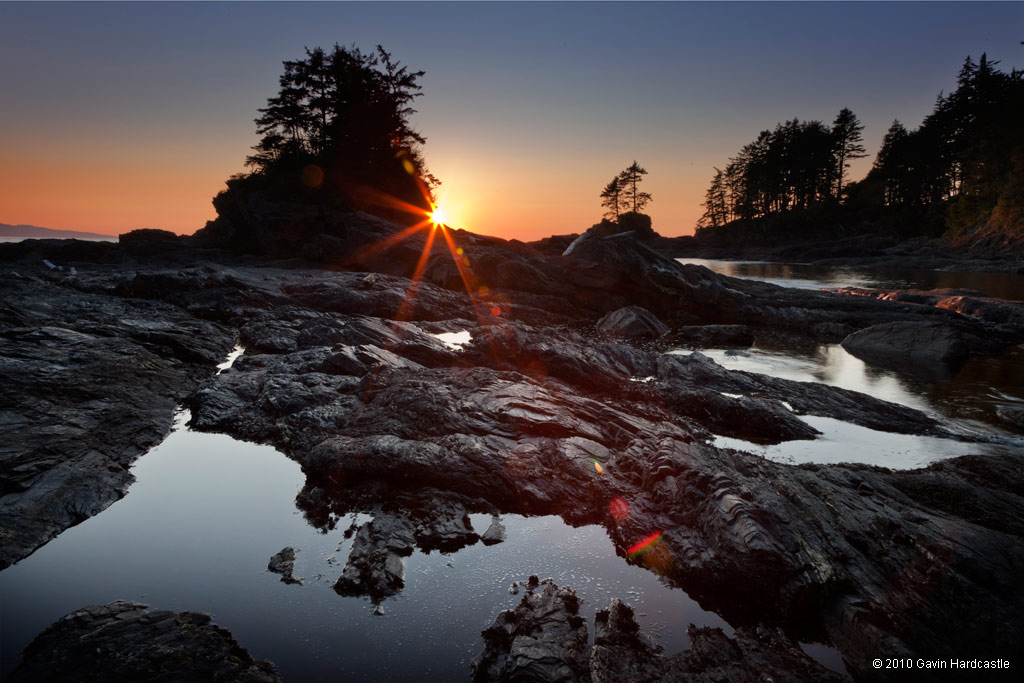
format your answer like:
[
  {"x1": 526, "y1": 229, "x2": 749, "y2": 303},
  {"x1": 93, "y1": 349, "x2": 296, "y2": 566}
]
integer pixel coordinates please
[
  {"x1": 246, "y1": 44, "x2": 436, "y2": 212},
  {"x1": 600, "y1": 176, "x2": 624, "y2": 220},
  {"x1": 832, "y1": 108, "x2": 867, "y2": 199},
  {"x1": 618, "y1": 162, "x2": 652, "y2": 213}
]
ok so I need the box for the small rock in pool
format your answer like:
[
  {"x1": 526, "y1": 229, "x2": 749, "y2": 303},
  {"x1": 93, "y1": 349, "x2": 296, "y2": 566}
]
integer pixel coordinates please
[
  {"x1": 480, "y1": 516, "x2": 506, "y2": 546},
  {"x1": 267, "y1": 547, "x2": 302, "y2": 585}
]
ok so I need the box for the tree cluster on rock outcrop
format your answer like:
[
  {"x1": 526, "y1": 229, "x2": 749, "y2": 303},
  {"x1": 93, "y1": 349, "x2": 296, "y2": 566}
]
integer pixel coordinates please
[{"x1": 196, "y1": 44, "x2": 437, "y2": 251}]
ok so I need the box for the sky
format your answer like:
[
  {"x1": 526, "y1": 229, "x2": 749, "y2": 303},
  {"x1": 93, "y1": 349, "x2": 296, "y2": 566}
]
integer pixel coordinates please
[{"x1": 1, "y1": 2, "x2": 1022, "y2": 241}]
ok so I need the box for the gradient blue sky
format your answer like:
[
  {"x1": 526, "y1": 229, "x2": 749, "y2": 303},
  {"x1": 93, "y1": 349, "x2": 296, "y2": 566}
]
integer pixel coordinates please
[{"x1": 1, "y1": 2, "x2": 1021, "y2": 239}]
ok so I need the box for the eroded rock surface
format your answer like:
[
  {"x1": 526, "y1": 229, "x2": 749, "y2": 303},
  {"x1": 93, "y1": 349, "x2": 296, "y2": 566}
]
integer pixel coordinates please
[
  {"x1": 472, "y1": 577, "x2": 590, "y2": 683},
  {"x1": 333, "y1": 512, "x2": 416, "y2": 601},
  {"x1": 0, "y1": 269, "x2": 234, "y2": 568},
  {"x1": 6, "y1": 601, "x2": 279, "y2": 682},
  {"x1": 474, "y1": 584, "x2": 848, "y2": 683},
  {"x1": 3, "y1": 222, "x2": 1023, "y2": 682}
]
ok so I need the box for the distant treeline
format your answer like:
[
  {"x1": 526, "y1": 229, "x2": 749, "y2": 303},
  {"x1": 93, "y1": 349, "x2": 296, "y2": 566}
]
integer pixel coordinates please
[{"x1": 697, "y1": 54, "x2": 1024, "y2": 250}]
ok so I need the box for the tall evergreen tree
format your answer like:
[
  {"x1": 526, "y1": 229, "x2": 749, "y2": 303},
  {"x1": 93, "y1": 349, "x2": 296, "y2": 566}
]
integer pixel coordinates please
[
  {"x1": 699, "y1": 168, "x2": 728, "y2": 228},
  {"x1": 873, "y1": 119, "x2": 910, "y2": 205},
  {"x1": 600, "y1": 176, "x2": 624, "y2": 220},
  {"x1": 832, "y1": 108, "x2": 867, "y2": 199}
]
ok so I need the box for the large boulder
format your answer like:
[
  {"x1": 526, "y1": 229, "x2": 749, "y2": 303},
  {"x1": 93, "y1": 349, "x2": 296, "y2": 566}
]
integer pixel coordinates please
[
  {"x1": 560, "y1": 231, "x2": 747, "y2": 320},
  {"x1": 840, "y1": 320, "x2": 1007, "y2": 373},
  {"x1": 7, "y1": 601, "x2": 279, "y2": 682},
  {"x1": 596, "y1": 305, "x2": 669, "y2": 340},
  {"x1": 616, "y1": 211, "x2": 656, "y2": 240}
]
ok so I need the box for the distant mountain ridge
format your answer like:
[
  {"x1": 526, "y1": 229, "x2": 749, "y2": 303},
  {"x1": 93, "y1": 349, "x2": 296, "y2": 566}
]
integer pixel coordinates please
[{"x1": 0, "y1": 223, "x2": 115, "y2": 240}]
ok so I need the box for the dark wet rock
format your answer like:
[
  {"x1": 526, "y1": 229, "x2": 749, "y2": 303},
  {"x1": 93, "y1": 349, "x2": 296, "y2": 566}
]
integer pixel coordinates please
[
  {"x1": 665, "y1": 323, "x2": 755, "y2": 349},
  {"x1": 680, "y1": 625, "x2": 849, "y2": 683},
  {"x1": 589, "y1": 598, "x2": 664, "y2": 683},
  {"x1": 333, "y1": 513, "x2": 416, "y2": 602},
  {"x1": 656, "y1": 351, "x2": 957, "y2": 439},
  {"x1": 661, "y1": 389, "x2": 820, "y2": 445},
  {"x1": 560, "y1": 231, "x2": 748, "y2": 321},
  {"x1": 590, "y1": 598, "x2": 849, "y2": 683},
  {"x1": 473, "y1": 587, "x2": 848, "y2": 683},
  {"x1": 835, "y1": 286, "x2": 1024, "y2": 330},
  {"x1": 7, "y1": 601, "x2": 279, "y2": 682},
  {"x1": 841, "y1": 320, "x2": 1008, "y2": 373},
  {"x1": 5, "y1": 219, "x2": 1024, "y2": 682},
  {"x1": 320, "y1": 343, "x2": 424, "y2": 376},
  {"x1": 462, "y1": 323, "x2": 656, "y2": 394},
  {"x1": 481, "y1": 515, "x2": 506, "y2": 545},
  {"x1": 997, "y1": 404, "x2": 1024, "y2": 432},
  {"x1": 176, "y1": 257, "x2": 1023, "y2": 681},
  {"x1": 0, "y1": 272, "x2": 234, "y2": 569},
  {"x1": 471, "y1": 578, "x2": 590, "y2": 683},
  {"x1": 268, "y1": 546, "x2": 301, "y2": 585},
  {"x1": 595, "y1": 305, "x2": 669, "y2": 340},
  {"x1": 412, "y1": 498, "x2": 479, "y2": 551}
]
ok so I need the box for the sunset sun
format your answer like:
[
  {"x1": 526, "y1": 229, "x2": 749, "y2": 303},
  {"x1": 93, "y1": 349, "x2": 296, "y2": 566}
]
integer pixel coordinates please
[{"x1": 429, "y1": 206, "x2": 448, "y2": 227}]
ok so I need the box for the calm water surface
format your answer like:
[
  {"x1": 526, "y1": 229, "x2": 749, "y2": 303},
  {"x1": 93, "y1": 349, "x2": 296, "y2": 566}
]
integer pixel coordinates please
[
  {"x1": 678, "y1": 258, "x2": 1024, "y2": 300},
  {"x1": 0, "y1": 412, "x2": 748, "y2": 682},
  {"x1": 670, "y1": 258, "x2": 1024, "y2": 469}
]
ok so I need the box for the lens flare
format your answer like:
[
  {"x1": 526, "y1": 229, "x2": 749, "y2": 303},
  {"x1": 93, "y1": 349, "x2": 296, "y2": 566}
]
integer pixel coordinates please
[{"x1": 627, "y1": 531, "x2": 662, "y2": 557}]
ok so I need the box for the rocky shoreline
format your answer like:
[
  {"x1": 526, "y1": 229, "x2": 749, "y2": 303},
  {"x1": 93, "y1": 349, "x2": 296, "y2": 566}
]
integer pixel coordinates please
[
  {"x1": 2, "y1": 216, "x2": 1023, "y2": 680},
  {"x1": 654, "y1": 235, "x2": 1024, "y2": 274}
]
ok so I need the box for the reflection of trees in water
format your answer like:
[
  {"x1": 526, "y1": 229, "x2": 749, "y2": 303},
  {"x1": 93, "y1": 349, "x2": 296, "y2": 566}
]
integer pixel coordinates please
[
  {"x1": 710, "y1": 342, "x2": 1021, "y2": 436},
  {"x1": 698, "y1": 259, "x2": 1022, "y2": 300}
]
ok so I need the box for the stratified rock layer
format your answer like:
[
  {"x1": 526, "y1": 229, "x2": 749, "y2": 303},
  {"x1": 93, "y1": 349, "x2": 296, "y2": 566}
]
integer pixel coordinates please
[
  {"x1": 3, "y1": 221, "x2": 1023, "y2": 683},
  {"x1": 0, "y1": 269, "x2": 235, "y2": 568}
]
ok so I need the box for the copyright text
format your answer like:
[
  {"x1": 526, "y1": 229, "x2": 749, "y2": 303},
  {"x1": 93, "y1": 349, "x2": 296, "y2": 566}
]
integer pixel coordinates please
[{"x1": 872, "y1": 658, "x2": 1010, "y2": 670}]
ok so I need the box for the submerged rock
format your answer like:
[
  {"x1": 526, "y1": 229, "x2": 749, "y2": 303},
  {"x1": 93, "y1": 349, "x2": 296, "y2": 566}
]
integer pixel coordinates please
[
  {"x1": 267, "y1": 546, "x2": 301, "y2": 585},
  {"x1": 7, "y1": 601, "x2": 279, "y2": 682}
]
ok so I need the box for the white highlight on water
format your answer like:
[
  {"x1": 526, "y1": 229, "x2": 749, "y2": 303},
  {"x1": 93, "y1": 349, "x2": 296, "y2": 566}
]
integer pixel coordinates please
[{"x1": 432, "y1": 330, "x2": 472, "y2": 351}]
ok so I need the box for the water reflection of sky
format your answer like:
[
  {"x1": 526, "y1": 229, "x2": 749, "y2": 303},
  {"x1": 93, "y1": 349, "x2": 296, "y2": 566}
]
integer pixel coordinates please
[
  {"x1": 0, "y1": 416, "x2": 734, "y2": 682},
  {"x1": 671, "y1": 345, "x2": 1024, "y2": 469},
  {"x1": 697, "y1": 345, "x2": 931, "y2": 412}
]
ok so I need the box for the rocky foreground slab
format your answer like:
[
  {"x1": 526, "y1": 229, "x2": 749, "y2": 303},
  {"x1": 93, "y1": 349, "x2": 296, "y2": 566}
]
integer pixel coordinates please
[{"x1": 2, "y1": 217, "x2": 1023, "y2": 681}]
